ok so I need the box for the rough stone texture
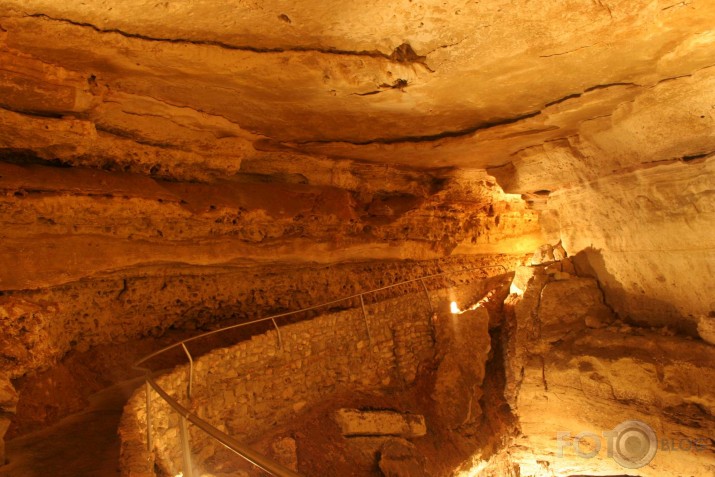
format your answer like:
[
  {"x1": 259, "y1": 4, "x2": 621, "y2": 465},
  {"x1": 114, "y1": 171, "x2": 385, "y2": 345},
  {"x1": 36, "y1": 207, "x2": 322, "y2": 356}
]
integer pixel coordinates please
[
  {"x1": 378, "y1": 438, "x2": 429, "y2": 477},
  {"x1": 0, "y1": 374, "x2": 18, "y2": 465},
  {"x1": 0, "y1": 420, "x2": 7, "y2": 467},
  {"x1": 0, "y1": 163, "x2": 539, "y2": 293},
  {"x1": 0, "y1": 1, "x2": 710, "y2": 348},
  {"x1": 0, "y1": 151, "x2": 537, "y2": 412},
  {"x1": 698, "y1": 315, "x2": 715, "y2": 346},
  {"x1": 270, "y1": 437, "x2": 298, "y2": 472},
  {"x1": 0, "y1": 254, "x2": 513, "y2": 382},
  {"x1": 541, "y1": 156, "x2": 715, "y2": 334},
  {"x1": 120, "y1": 284, "x2": 471, "y2": 477},
  {"x1": 1, "y1": 1, "x2": 714, "y2": 475},
  {"x1": 0, "y1": 377, "x2": 17, "y2": 414},
  {"x1": 538, "y1": 277, "x2": 614, "y2": 342},
  {"x1": 500, "y1": 262, "x2": 715, "y2": 476},
  {"x1": 432, "y1": 307, "x2": 491, "y2": 430},
  {"x1": 334, "y1": 409, "x2": 426, "y2": 438},
  {"x1": 0, "y1": 1, "x2": 713, "y2": 169}
]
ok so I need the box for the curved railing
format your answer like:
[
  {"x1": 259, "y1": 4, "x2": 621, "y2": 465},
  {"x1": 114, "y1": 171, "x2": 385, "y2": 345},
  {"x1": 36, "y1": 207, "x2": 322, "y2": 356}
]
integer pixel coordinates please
[{"x1": 133, "y1": 263, "x2": 509, "y2": 477}]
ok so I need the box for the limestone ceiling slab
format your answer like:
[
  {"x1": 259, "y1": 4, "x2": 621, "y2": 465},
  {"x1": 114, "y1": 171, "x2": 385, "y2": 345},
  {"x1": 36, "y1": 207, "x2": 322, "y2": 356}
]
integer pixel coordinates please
[{"x1": 0, "y1": 0, "x2": 714, "y2": 175}]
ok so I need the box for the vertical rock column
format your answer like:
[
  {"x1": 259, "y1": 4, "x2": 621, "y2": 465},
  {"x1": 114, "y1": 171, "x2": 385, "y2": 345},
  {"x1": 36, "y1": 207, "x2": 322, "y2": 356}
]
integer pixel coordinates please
[
  {"x1": 0, "y1": 375, "x2": 19, "y2": 465},
  {"x1": 431, "y1": 307, "x2": 491, "y2": 430}
]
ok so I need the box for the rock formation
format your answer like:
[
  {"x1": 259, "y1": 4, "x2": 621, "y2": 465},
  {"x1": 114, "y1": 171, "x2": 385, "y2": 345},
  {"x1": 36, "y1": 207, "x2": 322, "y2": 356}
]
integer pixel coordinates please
[
  {"x1": 0, "y1": 0, "x2": 713, "y2": 476},
  {"x1": 502, "y1": 259, "x2": 715, "y2": 476}
]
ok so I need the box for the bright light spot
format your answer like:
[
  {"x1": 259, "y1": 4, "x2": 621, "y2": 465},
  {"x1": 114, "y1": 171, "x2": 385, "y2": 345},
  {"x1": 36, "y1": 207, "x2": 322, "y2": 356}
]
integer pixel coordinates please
[
  {"x1": 450, "y1": 301, "x2": 461, "y2": 314},
  {"x1": 453, "y1": 458, "x2": 488, "y2": 476},
  {"x1": 510, "y1": 282, "x2": 524, "y2": 296},
  {"x1": 175, "y1": 473, "x2": 183, "y2": 477}
]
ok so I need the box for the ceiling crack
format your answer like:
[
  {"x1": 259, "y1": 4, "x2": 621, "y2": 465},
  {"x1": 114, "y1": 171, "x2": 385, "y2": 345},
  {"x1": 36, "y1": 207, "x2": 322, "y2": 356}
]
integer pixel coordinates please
[
  {"x1": 288, "y1": 79, "x2": 643, "y2": 146},
  {"x1": 651, "y1": 63, "x2": 715, "y2": 88},
  {"x1": 539, "y1": 42, "x2": 601, "y2": 58},
  {"x1": 22, "y1": 12, "x2": 427, "y2": 66},
  {"x1": 661, "y1": 1, "x2": 691, "y2": 11},
  {"x1": 288, "y1": 110, "x2": 542, "y2": 147}
]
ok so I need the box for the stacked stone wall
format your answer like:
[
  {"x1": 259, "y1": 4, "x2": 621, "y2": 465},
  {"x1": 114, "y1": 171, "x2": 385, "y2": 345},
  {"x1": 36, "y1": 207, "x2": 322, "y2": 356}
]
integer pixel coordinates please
[{"x1": 120, "y1": 283, "x2": 480, "y2": 476}]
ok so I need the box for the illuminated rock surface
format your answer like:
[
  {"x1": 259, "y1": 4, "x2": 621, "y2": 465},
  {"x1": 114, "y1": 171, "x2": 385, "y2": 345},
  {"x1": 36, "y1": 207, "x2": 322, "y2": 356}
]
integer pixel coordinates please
[
  {"x1": 0, "y1": 1, "x2": 713, "y2": 476},
  {"x1": 503, "y1": 261, "x2": 715, "y2": 476}
]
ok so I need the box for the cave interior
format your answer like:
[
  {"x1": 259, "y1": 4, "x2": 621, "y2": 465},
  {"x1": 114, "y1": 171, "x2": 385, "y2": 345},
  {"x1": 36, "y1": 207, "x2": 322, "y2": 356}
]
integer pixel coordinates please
[{"x1": 0, "y1": 1, "x2": 714, "y2": 477}]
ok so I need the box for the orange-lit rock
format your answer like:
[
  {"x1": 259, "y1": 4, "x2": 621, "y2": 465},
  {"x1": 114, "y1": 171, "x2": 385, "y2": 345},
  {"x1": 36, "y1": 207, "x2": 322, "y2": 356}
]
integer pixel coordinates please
[
  {"x1": 0, "y1": 0, "x2": 714, "y2": 475},
  {"x1": 502, "y1": 261, "x2": 715, "y2": 476},
  {"x1": 432, "y1": 307, "x2": 491, "y2": 430}
]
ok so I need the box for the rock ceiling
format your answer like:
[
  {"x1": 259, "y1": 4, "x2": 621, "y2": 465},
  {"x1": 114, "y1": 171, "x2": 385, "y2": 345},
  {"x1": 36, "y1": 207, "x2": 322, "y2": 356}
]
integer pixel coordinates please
[{"x1": 1, "y1": 0, "x2": 713, "y2": 179}]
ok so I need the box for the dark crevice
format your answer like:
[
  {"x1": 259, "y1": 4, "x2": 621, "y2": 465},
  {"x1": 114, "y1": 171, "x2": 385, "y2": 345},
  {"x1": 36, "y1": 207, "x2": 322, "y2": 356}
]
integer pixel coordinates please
[
  {"x1": 116, "y1": 279, "x2": 128, "y2": 300},
  {"x1": 583, "y1": 82, "x2": 637, "y2": 92},
  {"x1": 291, "y1": 79, "x2": 643, "y2": 146},
  {"x1": 539, "y1": 43, "x2": 600, "y2": 58},
  {"x1": 226, "y1": 171, "x2": 309, "y2": 185},
  {"x1": 94, "y1": 124, "x2": 181, "y2": 150},
  {"x1": 544, "y1": 93, "x2": 582, "y2": 107},
  {"x1": 543, "y1": 83, "x2": 637, "y2": 108},
  {"x1": 290, "y1": 111, "x2": 541, "y2": 146},
  {"x1": 353, "y1": 90, "x2": 381, "y2": 96},
  {"x1": 353, "y1": 79, "x2": 409, "y2": 97},
  {"x1": 682, "y1": 151, "x2": 714, "y2": 162},
  {"x1": 661, "y1": 1, "x2": 690, "y2": 10},
  {"x1": 0, "y1": 149, "x2": 71, "y2": 168},
  {"x1": 0, "y1": 103, "x2": 67, "y2": 119}
]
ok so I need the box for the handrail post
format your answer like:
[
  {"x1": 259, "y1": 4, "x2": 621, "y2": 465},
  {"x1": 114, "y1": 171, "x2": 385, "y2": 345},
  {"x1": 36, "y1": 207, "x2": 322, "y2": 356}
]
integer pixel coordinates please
[
  {"x1": 271, "y1": 317, "x2": 283, "y2": 349},
  {"x1": 181, "y1": 343, "x2": 193, "y2": 400},
  {"x1": 145, "y1": 379, "x2": 153, "y2": 451},
  {"x1": 359, "y1": 294, "x2": 372, "y2": 344},
  {"x1": 419, "y1": 278, "x2": 437, "y2": 342},
  {"x1": 419, "y1": 278, "x2": 433, "y2": 313},
  {"x1": 179, "y1": 414, "x2": 194, "y2": 477}
]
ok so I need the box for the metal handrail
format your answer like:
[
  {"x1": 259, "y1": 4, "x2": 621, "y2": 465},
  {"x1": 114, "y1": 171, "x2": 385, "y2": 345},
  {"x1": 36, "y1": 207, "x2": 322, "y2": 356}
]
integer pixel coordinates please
[
  {"x1": 134, "y1": 264, "x2": 507, "y2": 368},
  {"x1": 132, "y1": 263, "x2": 509, "y2": 477},
  {"x1": 145, "y1": 373, "x2": 303, "y2": 477}
]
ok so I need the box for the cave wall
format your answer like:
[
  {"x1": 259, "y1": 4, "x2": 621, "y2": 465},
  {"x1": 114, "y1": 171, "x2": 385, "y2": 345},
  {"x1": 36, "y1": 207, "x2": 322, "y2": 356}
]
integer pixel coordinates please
[
  {"x1": 493, "y1": 66, "x2": 715, "y2": 333},
  {"x1": 120, "y1": 282, "x2": 486, "y2": 477},
  {"x1": 502, "y1": 261, "x2": 715, "y2": 476},
  {"x1": 0, "y1": 158, "x2": 536, "y2": 380},
  {"x1": 546, "y1": 157, "x2": 715, "y2": 332},
  {"x1": 1, "y1": 1, "x2": 714, "y2": 474},
  {"x1": 1, "y1": 0, "x2": 712, "y2": 361}
]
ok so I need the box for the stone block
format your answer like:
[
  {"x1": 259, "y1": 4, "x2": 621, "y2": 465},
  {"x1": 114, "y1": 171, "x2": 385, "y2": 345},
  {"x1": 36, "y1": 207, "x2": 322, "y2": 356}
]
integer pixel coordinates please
[
  {"x1": 432, "y1": 307, "x2": 490, "y2": 429},
  {"x1": 271, "y1": 436, "x2": 298, "y2": 471},
  {"x1": 531, "y1": 243, "x2": 555, "y2": 265},
  {"x1": 333, "y1": 409, "x2": 426, "y2": 437},
  {"x1": 698, "y1": 315, "x2": 715, "y2": 346},
  {"x1": 0, "y1": 374, "x2": 18, "y2": 413},
  {"x1": 510, "y1": 265, "x2": 535, "y2": 295},
  {"x1": 539, "y1": 278, "x2": 614, "y2": 342}
]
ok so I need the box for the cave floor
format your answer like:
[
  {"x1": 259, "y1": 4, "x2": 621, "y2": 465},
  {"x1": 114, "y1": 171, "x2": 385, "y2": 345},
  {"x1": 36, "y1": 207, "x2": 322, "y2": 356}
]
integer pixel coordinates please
[{"x1": 0, "y1": 377, "x2": 143, "y2": 477}]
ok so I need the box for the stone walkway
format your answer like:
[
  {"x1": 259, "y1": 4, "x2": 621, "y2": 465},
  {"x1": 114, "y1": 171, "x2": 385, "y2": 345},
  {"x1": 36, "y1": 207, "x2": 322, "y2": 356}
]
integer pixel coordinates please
[{"x1": 0, "y1": 378, "x2": 143, "y2": 477}]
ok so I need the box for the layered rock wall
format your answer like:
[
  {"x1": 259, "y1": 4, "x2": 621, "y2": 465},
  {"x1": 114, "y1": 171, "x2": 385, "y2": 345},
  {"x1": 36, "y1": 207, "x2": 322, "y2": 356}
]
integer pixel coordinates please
[
  {"x1": 545, "y1": 156, "x2": 715, "y2": 332},
  {"x1": 3, "y1": 256, "x2": 514, "y2": 437},
  {"x1": 493, "y1": 67, "x2": 715, "y2": 333},
  {"x1": 501, "y1": 260, "x2": 715, "y2": 476}
]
